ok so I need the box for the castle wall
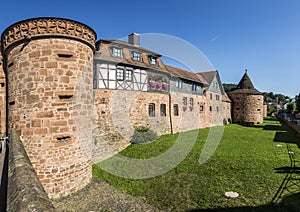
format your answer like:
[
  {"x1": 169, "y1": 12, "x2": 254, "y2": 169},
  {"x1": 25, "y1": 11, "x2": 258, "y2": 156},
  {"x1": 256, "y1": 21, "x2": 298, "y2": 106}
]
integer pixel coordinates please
[
  {"x1": 92, "y1": 89, "x2": 171, "y2": 161},
  {"x1": 92, "y1": 89, "x2": 228, "y2": 162},
  {"x1": 1, "y1": 18, "x2": 96, "y2": 198},
  {"x1": 0, "y1": 49, "x2": 5, "y2": 135}
]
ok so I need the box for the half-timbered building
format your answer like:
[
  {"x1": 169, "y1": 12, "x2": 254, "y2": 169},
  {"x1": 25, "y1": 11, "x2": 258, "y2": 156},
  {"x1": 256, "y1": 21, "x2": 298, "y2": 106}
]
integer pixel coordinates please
[{"x1": 92, "y1": 33, "x2": 230, "y2": 160}]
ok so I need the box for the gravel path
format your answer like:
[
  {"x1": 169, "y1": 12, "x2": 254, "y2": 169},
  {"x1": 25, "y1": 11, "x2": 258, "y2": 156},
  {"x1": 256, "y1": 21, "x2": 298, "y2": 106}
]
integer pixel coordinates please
[{"x1": 52, "y1": 179, "x2": 166, "y2": 212}]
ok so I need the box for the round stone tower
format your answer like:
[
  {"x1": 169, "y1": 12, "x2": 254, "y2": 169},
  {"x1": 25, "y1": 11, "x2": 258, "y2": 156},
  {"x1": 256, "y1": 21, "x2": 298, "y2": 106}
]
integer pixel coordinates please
[
  {"x1": 1, "y1": 17, "x2": 96, "y2": 197},
  {"x1": 228, "y1": 70, "x2": 264, "y2": 125}
]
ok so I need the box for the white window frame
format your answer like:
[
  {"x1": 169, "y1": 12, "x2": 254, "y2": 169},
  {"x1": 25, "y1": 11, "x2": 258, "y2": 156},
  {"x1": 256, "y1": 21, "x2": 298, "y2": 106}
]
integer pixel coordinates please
[{"x1": 111, "y1": 47, "x2": 123, "y2": 58}]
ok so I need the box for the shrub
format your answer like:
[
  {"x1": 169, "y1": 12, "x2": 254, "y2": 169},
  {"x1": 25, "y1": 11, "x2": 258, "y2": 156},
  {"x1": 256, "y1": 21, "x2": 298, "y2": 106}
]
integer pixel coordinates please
[{"x1": 131, "y1": 127, "x2": 158, "y2": 144}]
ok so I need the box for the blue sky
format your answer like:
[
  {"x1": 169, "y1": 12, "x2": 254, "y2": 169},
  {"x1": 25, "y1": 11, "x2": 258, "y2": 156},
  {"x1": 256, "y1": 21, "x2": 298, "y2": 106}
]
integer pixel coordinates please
[{"x1": 1, "y1": 0, "x2": 299, "y2": 97}]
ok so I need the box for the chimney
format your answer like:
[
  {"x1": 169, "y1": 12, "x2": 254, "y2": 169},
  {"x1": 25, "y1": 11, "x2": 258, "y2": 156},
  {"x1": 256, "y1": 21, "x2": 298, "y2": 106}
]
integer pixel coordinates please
[{"x1": 128, "y1": 33, "x2": 140, "y2": 47}]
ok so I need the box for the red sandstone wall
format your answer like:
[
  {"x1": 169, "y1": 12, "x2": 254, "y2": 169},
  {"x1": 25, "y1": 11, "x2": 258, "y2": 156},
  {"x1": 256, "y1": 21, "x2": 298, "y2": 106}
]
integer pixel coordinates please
[
  {"x1": 5, "y1": 38, "x2": 94, "y2": 198},
  {"x1": 92, "y1": 89, "x2": 229, "y2": 162},
  {"x1": 93, "y1": 89, "x2": 171, "y2": 161},
  {"x1": 0, "y1": 50, "x2": 6, "y2": 135}
]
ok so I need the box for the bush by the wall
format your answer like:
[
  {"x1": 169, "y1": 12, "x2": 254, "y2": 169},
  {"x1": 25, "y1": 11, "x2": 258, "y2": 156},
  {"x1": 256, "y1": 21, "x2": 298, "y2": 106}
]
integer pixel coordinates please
[{"x1": 131, "y1": 127, "x2": 158, "y2": 144}]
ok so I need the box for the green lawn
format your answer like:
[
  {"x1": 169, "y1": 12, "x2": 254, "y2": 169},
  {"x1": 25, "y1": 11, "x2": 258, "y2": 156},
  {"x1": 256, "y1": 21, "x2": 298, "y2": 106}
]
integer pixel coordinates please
[{"x1": 93, "y1": 117, "x2": 300, "y2": 211}]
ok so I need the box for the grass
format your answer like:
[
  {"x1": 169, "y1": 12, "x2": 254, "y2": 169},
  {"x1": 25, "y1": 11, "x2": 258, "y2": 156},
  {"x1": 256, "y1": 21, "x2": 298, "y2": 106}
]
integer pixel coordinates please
[{"x1": 93, "y1": 117, "x2": 300, "y2": 211}]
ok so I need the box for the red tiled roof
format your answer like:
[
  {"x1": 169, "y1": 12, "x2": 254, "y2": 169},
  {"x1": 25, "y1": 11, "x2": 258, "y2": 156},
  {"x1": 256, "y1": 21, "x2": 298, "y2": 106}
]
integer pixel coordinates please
[
  {"x1": 96, "y1": 40, "x2": 168, "y2": 73},
  {"x1": 165, "y1": 65, "x2": 208, "y2": 85},
  {"x1": 98, "y1": 39, "x2": 161, "y2": 56}
]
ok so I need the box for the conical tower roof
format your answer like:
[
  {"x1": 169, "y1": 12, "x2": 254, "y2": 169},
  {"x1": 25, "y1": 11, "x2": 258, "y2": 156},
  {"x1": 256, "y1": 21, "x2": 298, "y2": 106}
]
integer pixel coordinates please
[{"x1": 229, "y1": 70, "x2": 261, "y2": 95}]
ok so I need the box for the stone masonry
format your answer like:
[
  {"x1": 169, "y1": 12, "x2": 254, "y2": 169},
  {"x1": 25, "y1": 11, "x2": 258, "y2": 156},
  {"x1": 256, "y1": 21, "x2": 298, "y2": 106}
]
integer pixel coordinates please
[
  {"x1": 228, "y1": 71, "x2": 264, "y2": 125},
  {"x1": 1, "y1": 17, "x2": 96, "y2": 198},
  {"x1": 0, "y1": 47, "x2": 5, "y2": 135}
]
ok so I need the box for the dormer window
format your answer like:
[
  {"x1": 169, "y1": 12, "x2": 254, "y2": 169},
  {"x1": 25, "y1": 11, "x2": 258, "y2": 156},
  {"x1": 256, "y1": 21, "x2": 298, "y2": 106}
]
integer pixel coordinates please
[
  {"x1": 111, "y1": 47, "x2": 123, "y2": 58},
  {"x1": 148, "y1": 56, "x2": 158, "y2": 65},
  {"x1": 131, "y1": 52, "x2": 142, "y2": 62}
]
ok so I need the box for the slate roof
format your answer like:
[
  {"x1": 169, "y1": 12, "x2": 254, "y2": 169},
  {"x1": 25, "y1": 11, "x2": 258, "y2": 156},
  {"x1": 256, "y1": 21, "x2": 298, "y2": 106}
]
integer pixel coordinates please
[
  {"x1": 229, "y1": 71, "x2": 261, "y2": 95},
  {"x1": 197, "y1": 71, "x2": 218, "y2": 85},
  {"x1": 165, "y1": 65, "x2": 208, "y2": 85}
]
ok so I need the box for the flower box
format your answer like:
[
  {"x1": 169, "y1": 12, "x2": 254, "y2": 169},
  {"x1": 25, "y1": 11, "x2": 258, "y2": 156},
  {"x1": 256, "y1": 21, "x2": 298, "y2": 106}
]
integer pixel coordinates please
[
  {"x1": 156, "y1": 82, "x2": 163, "y2": 89},
  {"x1": 163, "y1": 83, "x2": 169, "y2": 90},
  {"x1": 150, "y1": 81, "x2": 157, "y2": 88}
]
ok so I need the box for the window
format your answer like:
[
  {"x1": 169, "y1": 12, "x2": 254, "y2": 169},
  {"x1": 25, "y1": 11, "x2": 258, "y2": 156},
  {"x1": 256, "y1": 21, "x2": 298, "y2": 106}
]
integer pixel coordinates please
[
  {"x1": 183, "y1": 97, "x2": 187, "y2": 111},
  {"x1": 209, "y1": 106, "x2": 212, "y2": 112},
  {"x1": 174, "y1": 104, "x2": 179, "y2": 116},
  {"x1": 216, "y1": 95, "x2": 220, "y2": 101},
  {"x1": 132, "y1": 52, "x2": 142, "y2": 62},
  {"x1": 183, "y1": 97, "x2": 187, "y2": 107},
  {"x1": 216, "y1": 106, "x2": 219, "y2": 112},
  {"x1": 116, "y1": 68, "x2": 124, "y2": 80},
  {"x1": 117, "y1": 68, "x2": 133, "y2": 81},
  {"x1": 189, "y1": 98, "x2": 194, "y2": 111},
  {"x1": 191, "y1": 84, "x2": 197, "y2": 91},
  {"x1": 160, "y1": 104, "x2": 166, "y2": 116},
  {"x1": 149, "y1": 103, "x2": 155, "y2": 117},
  {"x1": 111, "y1": 47, "x2": 123, "y2": 58},
  {"x1": 210, "y1": 93, "x2": 212, "y2": 100},
  {"x1": 148, "y1": 56, "x2": 158, "y2": 65},
  {"x1": 125, "y1": 70, "x2": 133, "y2": 81},
  {"x1": 176, "y1": 80, "x2": 182, "y2": 89},
  {"x1": 200, "y1": 105, "x2": 204, "y2": 111}
]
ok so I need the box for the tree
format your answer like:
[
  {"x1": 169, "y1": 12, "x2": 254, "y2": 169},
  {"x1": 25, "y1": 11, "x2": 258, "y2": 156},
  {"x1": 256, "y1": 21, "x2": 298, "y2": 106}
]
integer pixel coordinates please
[
  {"x1": 296, "y1": 93, "x2": 300, "y2": 112},
  {"x1": 222, "y1": 83, "x2": 237, "y2": 93},
  {"x1": 267, "y1": 105, "x2": 276, "y2": 116},
  {"x1": 286, "y1": 102, "x2": 296, "y2": 114}
]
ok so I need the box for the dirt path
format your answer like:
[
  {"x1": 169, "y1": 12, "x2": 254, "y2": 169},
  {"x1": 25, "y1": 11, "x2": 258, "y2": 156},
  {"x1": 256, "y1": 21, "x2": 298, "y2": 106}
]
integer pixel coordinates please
[{"x1": 52, "y1": 179, "x2": 166, "y2": 212}]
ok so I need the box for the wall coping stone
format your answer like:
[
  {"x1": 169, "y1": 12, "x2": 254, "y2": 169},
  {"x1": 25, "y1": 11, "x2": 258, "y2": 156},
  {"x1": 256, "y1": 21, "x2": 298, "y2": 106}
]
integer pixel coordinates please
[{"x1": 7, "y1": 129, "x2": 56, "y2": 211}]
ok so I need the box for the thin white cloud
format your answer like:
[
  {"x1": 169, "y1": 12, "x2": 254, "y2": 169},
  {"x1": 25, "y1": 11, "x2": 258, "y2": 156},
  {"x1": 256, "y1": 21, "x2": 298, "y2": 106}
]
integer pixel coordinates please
[{"x1": 210, "y1": 35, "x2": 221, "y2": 42}]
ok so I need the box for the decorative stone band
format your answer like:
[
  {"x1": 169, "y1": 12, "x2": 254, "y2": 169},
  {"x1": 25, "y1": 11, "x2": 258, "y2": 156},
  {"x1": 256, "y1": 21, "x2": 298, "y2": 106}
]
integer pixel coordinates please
[{"x1": 1, "y1": 17, "x2": 97, "y2": 53}]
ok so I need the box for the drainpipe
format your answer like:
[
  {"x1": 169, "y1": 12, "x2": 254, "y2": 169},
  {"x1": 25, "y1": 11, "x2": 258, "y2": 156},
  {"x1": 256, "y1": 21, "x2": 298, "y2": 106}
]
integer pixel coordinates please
[{"x1": 169, "y1": 92, "x2": 173, "y2": 134}]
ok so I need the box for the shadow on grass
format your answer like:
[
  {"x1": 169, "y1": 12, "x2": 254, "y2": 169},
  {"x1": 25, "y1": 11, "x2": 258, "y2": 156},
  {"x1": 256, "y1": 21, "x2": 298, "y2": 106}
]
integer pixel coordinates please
[
  {"x1": 188, "y1": 143, "x2": 300, "y2": 212},
  {"x1": 264, "y1": 116, "x2": 278, "y2": 121},
  {"x1": 187, "y1": 189, "x2": 300, "y2": 211},
  {"x1": 248, "y1": 116, "x2": 300, "y2": 147},
  {"x1": 264, "y1": 125, "x2": 284, "y2": 131},
  {"x1": 273, "y1": 120, "x2": 300, "y2": 148},
  {"x1": 187, "y1": 204, "x2": 285, "y2": 212}
]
